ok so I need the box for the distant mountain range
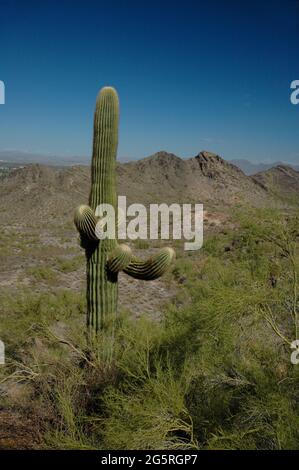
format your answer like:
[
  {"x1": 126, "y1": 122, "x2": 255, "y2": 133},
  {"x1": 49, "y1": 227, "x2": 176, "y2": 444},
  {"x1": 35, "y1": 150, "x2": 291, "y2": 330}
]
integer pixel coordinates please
[
  {"x1": 0, "y1": 150, "x2": 87, "y2": 167},
  {"x1": 229, "y1": 159, "x2": 299, "y2": 175},
  {"x1": 0, "y1": 150, "x2": 298, "y2": 175},
  {"x1": 2, "y1": 151, "x2": 298, "y2": 230}
]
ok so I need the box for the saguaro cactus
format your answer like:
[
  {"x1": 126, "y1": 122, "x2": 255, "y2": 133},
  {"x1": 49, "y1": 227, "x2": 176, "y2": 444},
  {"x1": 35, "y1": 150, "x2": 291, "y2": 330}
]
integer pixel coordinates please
[{"x1": 74, "y1": 86, "x2": 175, "y2": 332}]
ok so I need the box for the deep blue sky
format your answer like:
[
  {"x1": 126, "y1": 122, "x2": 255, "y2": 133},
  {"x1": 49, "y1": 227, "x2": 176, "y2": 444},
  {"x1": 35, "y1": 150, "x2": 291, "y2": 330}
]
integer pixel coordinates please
[{"x1": 0, "y1": 0, "x2": 298, "y2": 163}]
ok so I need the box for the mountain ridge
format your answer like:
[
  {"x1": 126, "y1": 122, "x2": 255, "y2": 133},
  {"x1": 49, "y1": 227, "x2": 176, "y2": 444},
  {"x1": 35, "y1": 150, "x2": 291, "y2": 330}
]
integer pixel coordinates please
[
  {"x1": 229, "y1": 158, "x2": 299, "y2": 175},
  {"x1": 252, "y1": 164, "x2": 299, "y2": 200},
  {"x1": 0, "y1": 151, "x2": 280, "y2": 228},
  {"x1": 1, "y1": 150, "x2": 298, "y2": 175}
]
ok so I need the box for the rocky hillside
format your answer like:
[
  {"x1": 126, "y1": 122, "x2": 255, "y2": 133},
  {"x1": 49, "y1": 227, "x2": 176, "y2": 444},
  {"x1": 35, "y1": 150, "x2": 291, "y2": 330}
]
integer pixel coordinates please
[
  {"x1": 252, "y1": 165, "x2": 299, "y2": 201},
  {"x1": 0, "y1": 151, "x2": 275, "y2": 227},
  {"x1": 0, "y1": 149, "x2": 296, "y2": 335},
  {"x1": 230, "y1": 159, "x2": 299, "y2": 175},
  {"x1": 118, "y1": 151, "x2": 271, "y2": 207}
]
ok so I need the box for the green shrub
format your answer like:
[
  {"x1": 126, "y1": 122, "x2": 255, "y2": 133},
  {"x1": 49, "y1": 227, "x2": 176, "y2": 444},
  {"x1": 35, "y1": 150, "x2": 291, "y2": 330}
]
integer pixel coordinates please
[
  {"x1": 2, "y1": 207, "x2": 299, "y2": 449},
  {"x1": 26, "y1": 266, "x2": 57, "y2": 282}
]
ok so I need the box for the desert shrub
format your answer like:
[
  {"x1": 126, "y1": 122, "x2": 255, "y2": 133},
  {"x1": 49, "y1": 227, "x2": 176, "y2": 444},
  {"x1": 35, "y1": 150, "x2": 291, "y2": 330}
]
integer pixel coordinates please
[
  {"x1": 1, "y1": 207, "x2": 299, "y2": 449},
  {"x1": 26, "y1": 265, "x2": 57, "y2": 282},
  {"x1": 0, "y1": 289, "x2": 85, "y2": 358},
  {"x1": 55, "y1": 255, "x2": 84, "y2": 273}
]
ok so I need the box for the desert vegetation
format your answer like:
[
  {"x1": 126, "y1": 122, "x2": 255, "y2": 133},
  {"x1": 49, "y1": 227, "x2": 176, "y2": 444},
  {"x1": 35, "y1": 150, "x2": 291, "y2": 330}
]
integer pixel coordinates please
[{"x1": 1, "y1": 206, "x2": 298, "y2": 449}]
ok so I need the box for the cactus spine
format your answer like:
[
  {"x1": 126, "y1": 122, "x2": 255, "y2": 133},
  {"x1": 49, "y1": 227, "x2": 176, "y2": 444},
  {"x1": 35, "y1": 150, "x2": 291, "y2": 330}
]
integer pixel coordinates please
[{"x1": 75, "y1": 86, "x2": 175, "y2": 332}]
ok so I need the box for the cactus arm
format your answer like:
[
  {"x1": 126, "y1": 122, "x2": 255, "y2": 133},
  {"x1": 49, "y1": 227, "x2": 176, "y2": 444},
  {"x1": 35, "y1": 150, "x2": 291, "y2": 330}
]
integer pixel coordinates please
[
  {"x1": 74, "y1": 205, "x2": 98, "y2": 241},
  {"x1": 107, "y1": 244, "x2": 132, "y2": 273},
  {"x1": 123, "y1": 247, "x2": 175, "y2": 280}
]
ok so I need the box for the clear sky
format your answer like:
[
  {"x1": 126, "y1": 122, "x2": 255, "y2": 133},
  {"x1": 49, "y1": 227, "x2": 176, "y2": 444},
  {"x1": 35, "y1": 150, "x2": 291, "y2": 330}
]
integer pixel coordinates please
[{"x1": 0, "y1": 0, "x2": 298, "y2": 163}]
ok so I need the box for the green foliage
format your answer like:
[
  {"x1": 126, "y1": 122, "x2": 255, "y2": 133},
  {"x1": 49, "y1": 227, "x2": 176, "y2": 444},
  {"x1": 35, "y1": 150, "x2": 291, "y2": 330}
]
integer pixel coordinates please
[
  {"x1": 55, "y1": 255, "x2": 84, "y2": 273},
  {"x1": 2, "y1": 207, "x2": 299, "y2": 449},
  {"x1": 0, "y1": 289, "x2": 85, "y2": 357},
  {"x1": 26, "y1": 266, "x2": 57, "y2": 282}
]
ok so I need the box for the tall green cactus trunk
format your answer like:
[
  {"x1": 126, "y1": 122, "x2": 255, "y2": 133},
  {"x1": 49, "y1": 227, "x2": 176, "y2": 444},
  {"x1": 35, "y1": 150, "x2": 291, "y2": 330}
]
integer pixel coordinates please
[
  {"x1": 74, "y1": 86, "x2": 175, "y2": 333},
  {"x1": 87, "y1": 87, "x2": 118, "y2": 330}
]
